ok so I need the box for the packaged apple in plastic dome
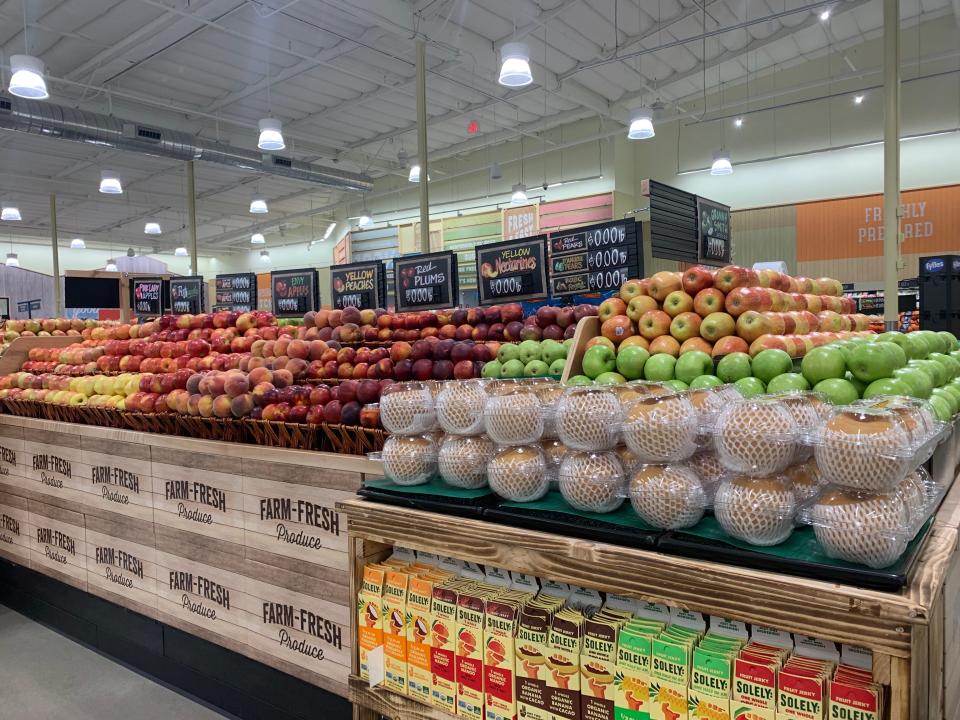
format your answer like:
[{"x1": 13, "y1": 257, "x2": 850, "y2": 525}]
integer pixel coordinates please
[
  {"x1": 713, "y1": 398, "x2": 801, "y2": 476},
  {"x1": 554, "y1": 385, "x2": 622, "y2": 451},
  {"x1": 379, "y1": 381, "x2": 437, "y2": 435},
  {"x1": 558, "y1": 451, "x2": 625, "y2": 514},
  {"x1": 380, "y1": 434, "x2": 438, "y2": 486},
  {"x1": 621, "y1": 391, "x2": 699, "y2": 463},
  {"x1": 714, "y1": 475, "x2": 797, "y2": 547},
  {"x1": 807, "y1": 487, "x2": 911, "y2": 568},
  {"x1": 855, "y1": 396, "x2": 949, "y2": 463},
  {"x1": 438, "y1": 434, "x2": 493, "y2": 489},
  {"x1": 435, "y1": 379, "x2": 489, "y2": 435},
  {"x1": 531, "y1": 381, "x2": 565, "y2": 438},
  {"x1": 483, "y1": 380, "x2": 549, "y2": 445},
  {"x1": 487, "y1": 444, "x2": 549, "y2": 502},
  {"x1": 782, "y1": 457, "x2": 826, "y2": 507},
  {"x1": 812, "y1": 406, "x2": 920, "y2": 493},
  {"x1": 627, "y1": 463, "x2": 708, "y2": 530},
  {"x1": 767, "y1": 391, "x2": 824, "y2": 462},
  {"x1": 686, "y1": 383, "x2": 743, "y2": 433}
]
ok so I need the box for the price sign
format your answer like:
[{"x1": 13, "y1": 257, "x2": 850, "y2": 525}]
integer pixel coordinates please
[
  {"x1": 169, "y1": 276, "x2": 204, "y2": 314},
  {"x1": 132, "y1": 278, "x2": 162, "y2": 316},
  {"x1": 271, "y1": 268, "x2": 319, "y2": 317},
  {"x1": 697, "y1": 197, "x2": 731, "y2": 264},
  {"x1": 214, "y1": 273, "x2": 257, "y2": 312},
  {"x1": 330, "y1": 261, "x2": 386, "y2": 310},
  {"x1": 393, "y1": 251, "x2": 458, "y2": 312},
  {"x1": 475, "y1": 236, "x2": 548, "y2": 305},
  {"x1": 549, "y1": 219, "x2": 640, "y2": 297}
]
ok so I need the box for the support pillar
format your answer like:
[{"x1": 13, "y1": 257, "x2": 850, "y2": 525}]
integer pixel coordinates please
[
  {"x1": 49, "y1": 194, "x2": 61, "y2": 315},
  {"x1": 882, "y1": 0, "x2": 901, "y2": 329},
  {"x1": 416, "y1": 40, "x2": 430, "y2": 253},
  {"x1": 186, "y1": 161, "x2": 199, "y2": 275}
]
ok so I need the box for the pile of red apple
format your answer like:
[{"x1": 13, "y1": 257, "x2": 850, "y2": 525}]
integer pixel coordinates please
[{"x1": 598, "y1": 266, "x2": 874, "y2": 358}]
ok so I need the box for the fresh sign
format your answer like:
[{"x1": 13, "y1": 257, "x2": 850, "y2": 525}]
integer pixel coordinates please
[
  {"x1": 394, "y1": 251, "x2": 458, "y2": 311},
  {"x1": 330, "y1": 261, "x2": 386, "y2": 309}
]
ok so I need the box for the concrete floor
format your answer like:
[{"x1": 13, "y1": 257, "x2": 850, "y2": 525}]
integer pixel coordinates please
[{"x1": 0, "y1": 604, "x2": 234, "y2": 719}]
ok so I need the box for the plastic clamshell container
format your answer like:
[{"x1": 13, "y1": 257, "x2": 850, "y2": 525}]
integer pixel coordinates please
[
  {"x1": 781, "y1": 457, "x2": 826, "y2": 507},
  {"x1": 554, "y1": 385, "x2": 623, "y2": 451},
  {"x1": 380, "y1": 434, "x2": 438, "y2": 486},
  {"x1": 483, "y1": 382, "x2": 548, "y2": 446},
  {"x1": 627, "y1": 463, "x2": 707, "y2": 530},
  {"x1": 558, "y1": 451, "x2": 625, "y2": 514},
  {"x1": 808, "y1": 487, "x2": 911, "y2": 568},
  {"x1": 621, "y1": 391, "x2": 700, "y2": 463},
  {"x1": 437, "y1": 434, "x2": 493, "y2": 489},
  {"x1": 487, "y1": 444, "x2": 549, "y2": 502},
  {"x1": 687, "y1": 383, "x2": 744, "y2": 431},
  {"x1": 379, "y1": 381, "x2": 437, "y2": 435},
  {"x1": 714, "y1": 397, "x2": 801, "y2": 477},
  {"x1": 714, "y1": 475, "x2": 797, "y2": 547},
  {"x1": 435, "y1": 379, "x2": 489, "y2": 436},
  {"x1": 857, "y1": 395, "x2": 950, "y2": 463},
  {"x1": 769, "y1": 390, "x2": 829, "y2": 462}
]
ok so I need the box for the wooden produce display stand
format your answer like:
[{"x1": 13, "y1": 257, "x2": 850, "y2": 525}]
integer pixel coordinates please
[
  {"x1": 0, "y1": 413, "x2": 382, "y2": 699},
  {"x1": 339, "y1": 436, "x2": 960, "y2": 720}
]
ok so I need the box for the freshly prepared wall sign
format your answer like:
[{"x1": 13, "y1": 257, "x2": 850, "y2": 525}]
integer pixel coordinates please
[
  {"x1": 271, "y1": 268, "x2": 320, "y2": 317},
  {"x1": 214, "y1": 273, "x2": 257, "y2": 312},
  {"x1": 330, "y1": 261, "x2": 386, "y2": 310},
  {"x1": 169, "y1": 276, "x2": 205, "y2": 314},
  {"x1": 697, "y1": 197, "x2": 732, "y2": 264},
  {"x1": 393, "y1": 251, "x2": 459, "y2": 312},
  {"x1": 476, "y1": 236, "x2": 548, "y2": 305},
  {"x1": 132, "y1": 278, "x2": 163, "y2": 316},
  {"x1": 549, "y1": 219, "x2": 641, "y2": 297}
]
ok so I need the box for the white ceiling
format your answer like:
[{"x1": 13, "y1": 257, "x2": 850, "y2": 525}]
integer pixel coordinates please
[{"x1": 1, "y1": 0, "x2": 957, "y2": 254}]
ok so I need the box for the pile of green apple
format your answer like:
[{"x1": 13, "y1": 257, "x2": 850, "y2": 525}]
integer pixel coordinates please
[
  {"x1": 569, "y1": 329, "x2": 960, "y2": 420},
  {"x1": 480, "y1": 338, "x2": 572, "y2": 379}
]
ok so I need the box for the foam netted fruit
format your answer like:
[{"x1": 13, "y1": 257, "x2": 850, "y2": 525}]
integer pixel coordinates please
[
  {"x1": 897, "y1": 468, "x2": 931, "y2": 531},
  {"x1": 628, "y1": 464, "x2": 706, "y2": 530},
  {"x1": 772, "y1": 392, "x2": 823, "y2": 462},
  {"x1": 812, "y1": 489, "x2": 910, "y2": 568},
  {"x1": 814, "y1": 408, "x2": 913, "y2": 493},
  {"x1": 782, "y1": 458, "x2": 825, "y2": 506},
  {"x1": 622, "y1": 392, "x2": 699, "y2": 463},
  {"x1": 714, "y1": 398, "x2": 799, "y2": 476},
  {"x1": 688, "y1": 384, "x2": 742, "y2": 432},
  {"x1": 714, "y1": 475, "x2": 797, "y2": 546},
  {"x1": 379, "y1": 381, "x2": 437, "y2": 435},
  {"x1": 687, "y1": 451, "x2": 726, "y2": 501},
  {"x1": 487, "y1": 445, "x2": 549, "y2": 502},
  {"x1": 555, "y1": 386, "x2": 622, "y2": 451},
  {"x1": 436, "y1": 380, "x2": 488, "y2": 435},
  {"x1": 438, "y1": 435, "x2": 493, "y2": 489},
  {"x1": 381, "y1": 434, "x2": 437, "y2": 486},
  {"x1": 541, "y1": 438, "x2": 570, "y2": 478},
  {"x1": 558, "y1": 451, "x2": 625, "y2": 514},
  {"x1": 861, "y1": 396, "x2": 944, "y2": 460},
  {"x1": 534, "y1": 382, "x2": 565, "y2": 439},
  {"x1": 484, "y1": 382, "x2": 546, "y2": 445},
  {"x1": 615, "y1": 445, "x2": 643, "y2": 477}
]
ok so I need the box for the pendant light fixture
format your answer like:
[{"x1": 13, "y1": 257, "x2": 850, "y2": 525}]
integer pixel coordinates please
[
  {"x1": 99, "y1": 172, "x2": 122, "y2": 194},
  {"x1": 8, "y1": 54, "x2": 48, "y2": 99},
  {"x1": 126, "y1": 247, "x2": 135, "y2": 257},
  {"x1": 710, "y1": 149, "x2": 733, "y2": 176},
  {"x1": 357, "y1": 208, "x2": 373, "y2": 227},
  {"x1": 498, "y1": 42, "x2": 533, "y2": 87},
  {"x1": 251, "y1": 233, "x2": 265, "y2": 244},
  {"x1": 249, "y1": 197, "x2": 268, "y2": 214},
  {"x1": 105, "y1": 258, "x2": 118, "y2": 272},
  {"x1": 5, "y1": 253, "x2": 19, "y2": 267},
  {"x1": 323, "y1": 222, "x2": 336, "y2": 240},
  {"x1": 511, "y1": 183, "x2": 528, "y2": 204},
  {"x1": 408, "y1": 165, "x2": 430, "y2": 183},
  {"x1": 174, "y1": 246, "x2": 188, "y2": 257},
  {"x1": 1, "y1": 205, "x2": 22, "y2": 222},
  {"x1": 627, "y1": 108, "x2": 655, "y2": 140},
  {"x1": 490, "y1": 162, "x2": 502, "y2": 180},
  {"x1": 144, "y1": 222, "x2": 161, "y2": 235},
  {"x1": 70, "y1": 238, "x2": 85, "y2": 249},
  {"x1": 258, "y1": 119, "x2": 285, "y2": 151},
  {"x1": 260, "y1": 249, "x2": 270, "y2": 263}
]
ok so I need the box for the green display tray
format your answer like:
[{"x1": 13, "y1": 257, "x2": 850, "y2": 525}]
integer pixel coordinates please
[{"x1": 358, "y1": 476, "x2": 497, "y2": 518}]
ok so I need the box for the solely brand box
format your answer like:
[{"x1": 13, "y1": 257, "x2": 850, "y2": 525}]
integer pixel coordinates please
[
  {"x1": 456, "y1": 586, "x2": 493, "y2": 720},
  {"x1": 357, "y1": 565, "x2": 386, "y2": 682},
  {"x1": 733, "y1": 653, "x2": 780, "y2": 720},
  {"x1": 517, "y1": 601, "x2": 556, "y2": 720},
  {"x1": 614, "y1": 621, "x2": 661, "y2": 720},
  {"x1": 777, "y1": 667, "x2": 827, "y2": 720},
  {"x1": 406, "y1": 577, "x2": 434, "y2": 704},
  {"x1": 581, "y1": 613, "x2": 622, "y2": 720},
  {"x1": 430, "y1": 581, "x2": 465, "y2": 713},
  {"x1": 546, "y1": 609, "x2": 583, "y2": 720},
  {"x1": 650, "y1": 627, "x2": 699, "y2": 720},
  {"x1": 484, "y1": 596, "x2": 522, "y2": 720},
  {"x1": 382, "y1": 570, "x2": 410, "y2": 694},
  {"x1": 689, "y1": 635, "x2": 741, "y2": 720}
]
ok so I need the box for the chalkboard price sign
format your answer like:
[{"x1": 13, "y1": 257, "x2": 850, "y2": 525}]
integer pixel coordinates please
[
  {"x1": 393, "y1": 251, "x2": 458, "y2": 311},
  {"x1": 132, "y1": 278, "x2": 163, "y2": 317},
  {"x1": 475, "y1": 236, "x2": 548, "y2": 305},
  {"x1": 330, "y1": 261, "x2": 386, "y2": 310},
  {"x1": 169, "y1": 276, "x2": 204, "y2": 314},
  {"x1": 271, "y1": 268, "x2": 319, "y2": 316},
  {"x1": 697, "y1": 197, "x2": 731, "y2": 264},
  {"x1": 549, "y1": 219, "x2": 640, "y2": 297},
  {"x1": 214, "y1": 273, "x2": 256, "y2": 312}
]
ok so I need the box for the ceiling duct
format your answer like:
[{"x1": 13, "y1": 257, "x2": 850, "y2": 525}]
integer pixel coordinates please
[{"x1": 0, "y1": 96, "x2": 372, "y2": 193}]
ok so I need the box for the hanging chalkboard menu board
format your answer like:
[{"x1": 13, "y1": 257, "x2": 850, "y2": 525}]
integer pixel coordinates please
[
  {"x1": 330, "y1": 260, "x2": 387, "y2": 310},
  {"x1": 549, "y1": 219, "x2": 641, "y2": 297},
  {"x1": 697, "y1": 197, "x2": 731, "y2": 264},
  {"x1": 271, "y1": 268, "x2": 319, "y2": 316},
  {"x1": 132, "y1": 277, "x2": 163, "y2": 316},
  {"x1": 214, "y1": 272, "x2": 257, "y2": 312},
  {"x1": 169, "y1": 276, "x2": 205, "y2": 314},
  {"x1": 475, "y1": 236, "x2": 548, "y2": 305},
  {"x1": 393, "y1": 251, "x2": 458, "y2": 312}
]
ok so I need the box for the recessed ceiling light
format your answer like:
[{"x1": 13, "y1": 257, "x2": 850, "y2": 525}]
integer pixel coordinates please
[
  {"x1": 250, "y1": 197, "x2": 268, "y2": 214},
  {"x1": 8, "y1": 55, "x2": 48, "y2": 100},
  {"x1": 1, "y1": 206, "x2": 22, "y2": 221},
  {"x1": 5, "y1": 253, "x2": 19, "y2": 267},
  {"x1": 70, "y1": 238, "x2": 85, "y2": 249},
  {"x1": 499, "y1": 42, "x2": 533, "y2": 87},
  {"x1": 853, "y1": 94, "x2": 864, "y2": 104},
  {"x1": 174, "y1": 246, "x2": 188, "y2": 256},
  {"x1": 819, "y1": 9, "x2": 830, "y2": 20},
  {"x1": 99, "y1": 172, "x2": 122, "y2": 194},
  {"x1": 511, "y1": 183, "x2": 528, "y2": 204},
  {"x1": 144, "y1": 222, "x2": 161, "y2": 235},
  {"x1": 734, "y1": 117, "x2": 744, "y2": 128},
  {"x1": 710, "y1": 149, "x2": 733, "y2": 176},
  {"x1": 257, "y1": 118, "x2": 285, "y2": 151},
  {"x1": 251, "y1": 233, "x2": 266, "y2": 244}
]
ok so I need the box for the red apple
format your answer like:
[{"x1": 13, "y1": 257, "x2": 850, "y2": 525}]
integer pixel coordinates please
[
  {"x1": 693, "y1": 288, "x2": 725, "y2": 317},
  {"x1": 619, "y1": 279, "x2": 648, "y2": 303},
  {"x1": 638, "y1": 310, "x2": 671, "y2": 340},
  {"x1": 601, "y1": 316, "x2": 634, "y2": 345},
  {"x1": 647, "y1": 271, "x2": 683, "y2": 302},
  {"x1": 679, "y1": 337, "x2": 713, "y2": 355},
  {"x1": 682, "y1": 266, "x2": 715, "y2": 294},
  {"x1": 735, "y1": 311, "x2": 773, "y2": 344},
  {"x1": 725, "y1": 286, "x2": 772, "y2": 316},
  {"x1": 649, "y1": 335, "x2": 680, "y2": 357},
  {"x1": 714, "y1": 265, "x2": 758, "y2": 293},
  {"x1": 662, "y1": 290, "x2": 694, "y2": 317},
  {"x1": 598, "y1": 297, "x2": 628, "y2": 322},
  {"x1": 711, "y1": 335, "x2": 750, "y2": 357},
  {"x1": 669, "y1": 312, "x2": 702, "y2": 342},
  {"x1": 700, "y1": 312, "x2": 735, "y2": 342}
]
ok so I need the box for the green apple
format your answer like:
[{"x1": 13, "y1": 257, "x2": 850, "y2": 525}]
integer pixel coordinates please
[
  {"x1": 548, "y1": 358, "x2": 567, "y2": 376},
  {"x1": 932, "y1": 387, "x2": 960, "y2": 415},
  {"x1": 643, "y1": 354, "x2": 676, "y2": 382},
  {"x1": 616, "y1": 345, "x2": 650, "y2": 381},
  {"x1": 518, "y1": 340, "x2": 542, "y2": 364},
  {"x1": 800, "y1": 346, "x2": 846, "y2": 385},
  {"x1": 675, "y1": 351, "x2": 714, "y2": 385},
  {"x1": 952, "y1": 350, "x2": 960, "y2": 363},
  {"x1": 500, "y1": 358, "x2": 525, "y2": 379},
  {"x1": 904, "y1": 333, "x2": 929, "y2": 360},
  {"x1": 688, "y1": 374, "x2": 723, "y2": 389},
  {"x1": 862, "y1": 377, "x2": 912, "y2": 399},
  {"x1": 830, "y1": 341, "x2": 856, "y2": 366},
  {"x1": 481, "y1": 359, "x2": 502, "y2": 379},
  {"x1": 751, "y1": 349, "x2": 793, "y2": 384},
  {"x1": 594, "y1": 371, "x2": 627, "y2": 385},
  {"x1": 540, "y1": 339, "x2": 566, "y2": 366},
  {"x1": 566, "y1": 375, "x2": 594, "y2": 387},
  {"x1": 813, "y1": 378, "x2": 860, "y2": 405},
  {"x1": 920, "y1": 329, "x2": 949, "y2": 354},
  {"x1": 937, "y1": 331, "x2": 959, "y2": 352},
  {"x1": 910, "y1": 359, "x2": 948, "y2": 388},
  {"x1": 716, "y1": 352, "x2": 752, "y2": 383},
  {"x1": 941, "y1": 384, "x2": 960, "y2": 408},
  {"x1": 664, "y1": 380, "x2": 689, "y2": 391},
  {"x1": 767, "y1": 373, "x2": 811, "y2": 393},
  {"x1": 524, "y1": 360, "x2": 550, "y2": 377},
  {"x1": 928, "y1": 394, "x2": 953, "y2": 421},
  {"x1": 892, "y1": 366, "x2": 933, "y2": 398},
  {"x1": 849, "y1": 343, "x2": 899, "y2": 383},
  {"x1": 582, "y1": 345, "x2": 616, "y2": 379},
  {"x1": 876, "y1": 331, "x2": 911, "y2": 353},
  {"x1": 497, "y1": 343, "x2": 521, "y2": 363},
  {"x1": 881, "y1": 341, "x2": 908, "y2": 369},
  {"x1": 929, "y1": 352, "x2": 960, "y2": 381},
  {"x1": 734, "y1": 376, "x2": 766, "y2": 397},
  {"x1": 564, "y1": 338, "x2": 575, "y2": 351}
]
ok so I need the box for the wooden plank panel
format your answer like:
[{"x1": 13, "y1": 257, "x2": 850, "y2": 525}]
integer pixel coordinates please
[
  {"x1": 539, "y1": 206, "x2": 613, "y2": 231},
  {"x1": 21, "y1": 438, "x2": 87, "y2": 506},
  {"x1": 241, "y1": 456, "x2": 363, "y2": 493},
  {"x1": 942, "y1": 551, "x2": 960, "y2": 719},
  {"x1": 539, "y1": 193, "x2": 612, "y2": 216},
  {"x1": 0, "y1": 493, "x2": 31, "y2": 567},
  {"x1": 28, "y1": 499, "x2": 87, "y2": 589},
  {"x1": 84, "y1": 527, "x2": 158, "y2": 615},
  {"x1": 0, "y1": 429, "x2": 26, "y2": 489},
  {"x1": 76, "y1": 449, "x2": 154, "y2": 522}
]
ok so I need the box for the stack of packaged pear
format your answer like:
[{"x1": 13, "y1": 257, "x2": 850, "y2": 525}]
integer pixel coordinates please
[{"x1": 357, "y1": 548, "x2": 883, "y2": 720}]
